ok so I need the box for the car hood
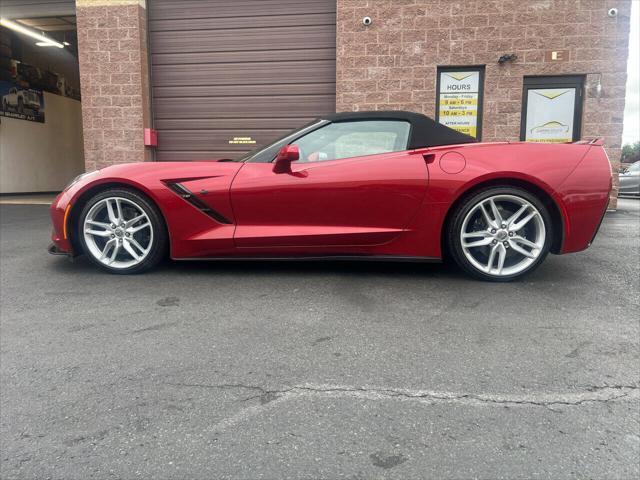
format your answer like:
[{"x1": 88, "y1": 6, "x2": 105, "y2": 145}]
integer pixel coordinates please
[
  {"x1": 66, "y1": 160, "x2": 245, "y2": 200},
  {"x1": 93, "y1": 160, "x2": 243, "y2": 181}
]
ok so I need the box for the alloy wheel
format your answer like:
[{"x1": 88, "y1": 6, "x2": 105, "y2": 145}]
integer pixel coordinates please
[
  {"x1": 460, "y1": 194, "x2": 546, "y2": 277},
  {"x1": 82, "y1": 196, "x2": 154, "y2": 269}
]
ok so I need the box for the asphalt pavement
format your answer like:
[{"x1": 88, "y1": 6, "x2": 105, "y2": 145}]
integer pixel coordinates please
[{"x1": 1, "y1": 199, "x2": 638, "y2": 479}]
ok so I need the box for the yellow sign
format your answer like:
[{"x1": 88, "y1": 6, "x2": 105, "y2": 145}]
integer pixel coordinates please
[
  {"x1": 439, "y1": 97, "x2": 477, "y2": 106},
  {"x1": 228, "y1": 136, "x2": 256, "y2": 145}
]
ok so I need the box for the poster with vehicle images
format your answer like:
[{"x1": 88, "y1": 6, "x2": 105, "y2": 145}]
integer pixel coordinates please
[
  {"x1": 437, "y1": 70, "x2": 481, "y2": 138},
  {"x1": 524, "y1": 88, "x2": 576, "y2": 143},
  {"x1": 0, "y1": 81, "x2": 45, "y2": 123}
]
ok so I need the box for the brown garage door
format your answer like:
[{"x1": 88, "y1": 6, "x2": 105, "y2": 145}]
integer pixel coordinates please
[{"x1": 149, "y1": 0, "x2": 336, "y2": 161}]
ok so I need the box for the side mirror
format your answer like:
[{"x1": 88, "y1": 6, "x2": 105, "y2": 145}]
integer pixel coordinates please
[{"x1": 273, "y1": 144, "x2": 300, "y2": 173}]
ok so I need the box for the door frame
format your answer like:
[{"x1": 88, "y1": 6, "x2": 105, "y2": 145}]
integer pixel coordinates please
[{"x1": 520, "y1": 75, "x2": 585, "y2": 142}]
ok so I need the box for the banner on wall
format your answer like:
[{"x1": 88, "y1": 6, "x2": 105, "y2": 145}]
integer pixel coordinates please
[
  {"x1": 436, "y1": 69, "x2": 483, "y2": 139},
  {"x1": 0, "y1": 81, "x2": 45, "y2": 123}
]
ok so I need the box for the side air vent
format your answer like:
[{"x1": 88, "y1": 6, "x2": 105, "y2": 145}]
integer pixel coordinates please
[{"x1": 165, "y1": 182, "x2": 232, "y2": 224}]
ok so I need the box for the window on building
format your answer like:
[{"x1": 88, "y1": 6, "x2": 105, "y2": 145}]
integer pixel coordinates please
[{"x1": 521, "y1": 75, "x2": 585, "y2": 143}]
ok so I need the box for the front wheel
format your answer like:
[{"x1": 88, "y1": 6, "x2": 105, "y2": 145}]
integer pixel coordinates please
[
  {"x1": 77, "y1": 189, "x2": 167, "y2": 274},
  {"x1": 447, "y1": 187, "x2": 552, "y2": 282}
]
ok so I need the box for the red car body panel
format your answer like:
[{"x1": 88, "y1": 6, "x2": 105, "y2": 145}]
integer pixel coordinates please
[
  {"x1": 50, "y1": 141, "x2": 611, "y2": 261},
  {"x1": 230, "y1": 150, "x2": 427, "y2": 249}
]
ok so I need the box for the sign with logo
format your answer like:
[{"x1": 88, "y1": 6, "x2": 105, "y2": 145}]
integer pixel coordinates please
[
  {"x1": 520, "y1": 76, "x2": 584, "y2": 143},
  {"x1": 436, "y1": 68, "x2": 484, "y2": 139},
  {"x1": 0, "y1": 81, "x2": 45, "y2": 123},
  {"x1": 524, "y1": 88, "x2": 576, "y2": 143},
  {"x1": 228, "y1": 136, "x2": 256, "y2": 145}
]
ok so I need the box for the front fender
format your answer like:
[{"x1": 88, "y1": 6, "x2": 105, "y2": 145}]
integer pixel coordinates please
[{"x1": 50, "y1": 176, "x2": 162, "y2": 256}]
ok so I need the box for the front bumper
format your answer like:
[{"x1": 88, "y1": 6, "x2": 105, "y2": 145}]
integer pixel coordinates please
[{"x1": 49, "y1": 191, "x2": 74, "y2": 256}]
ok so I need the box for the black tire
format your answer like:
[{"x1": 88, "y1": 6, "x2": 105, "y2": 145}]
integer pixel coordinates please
[
  {"x1": 77, "y1": 188, "x2": 168, "y2": 274},
  {"x1": 446, "y1": 186, "x2": 553, "y2": 282},
  {"x1": 17, "y1": 98, "x2": 23, "y2": 114}
]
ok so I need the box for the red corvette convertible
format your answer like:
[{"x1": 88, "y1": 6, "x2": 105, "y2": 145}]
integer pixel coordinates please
[{"x1": 49, "y1": 111, "x2": 612, "y2": 281}]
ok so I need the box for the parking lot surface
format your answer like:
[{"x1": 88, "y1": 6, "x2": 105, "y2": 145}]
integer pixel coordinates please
[{"x1": 1, "y1": 200, "x2": 639, "y2": 479}]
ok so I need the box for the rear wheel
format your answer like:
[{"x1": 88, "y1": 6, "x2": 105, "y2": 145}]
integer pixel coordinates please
[
  {"x1": 77, "y1": 189, "x2": 167, "y2": 274},
  {"x1": 447, "y1": 187, "x2": 552, "y2": 281}
]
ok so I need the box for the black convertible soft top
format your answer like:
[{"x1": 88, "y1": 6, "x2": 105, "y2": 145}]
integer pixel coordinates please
[{"x1": 323, "y1": 111, "x2": 477, "y2": 149}]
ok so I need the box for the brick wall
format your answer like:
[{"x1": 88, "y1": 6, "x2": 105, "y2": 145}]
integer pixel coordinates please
[
  {"x1": 76, "y1": 0, "x2": 151, "y2": 171},
  {"x1": 336, "y1": 0, "x2": 632, "y2": 207}
]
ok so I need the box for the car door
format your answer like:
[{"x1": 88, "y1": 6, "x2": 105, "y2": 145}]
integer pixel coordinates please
[{"x1": 230, "y1": 120, "x2": 428, "y2": 249}]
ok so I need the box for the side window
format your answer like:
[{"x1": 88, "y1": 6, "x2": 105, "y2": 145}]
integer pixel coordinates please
[{"x1": 291, "y1": 120, "x2": 411, "y2": 163}]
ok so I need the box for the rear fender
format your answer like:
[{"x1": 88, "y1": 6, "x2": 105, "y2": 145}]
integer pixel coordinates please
[
  {"x1": 555, "y1": 145, "x2": 612, "y2": 253},
  {"x1": 415, "y1": 142, "x2": 592, "y2": 258}
]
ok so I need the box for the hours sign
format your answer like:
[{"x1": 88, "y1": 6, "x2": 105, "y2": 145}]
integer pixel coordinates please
[{"x1": 436, "y1": 69, "x2": 483, "y2": 139}]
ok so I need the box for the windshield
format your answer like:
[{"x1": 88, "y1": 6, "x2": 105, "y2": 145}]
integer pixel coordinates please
[{"x1": 237, "y1": 120, "x2": 326, "y2": 163}]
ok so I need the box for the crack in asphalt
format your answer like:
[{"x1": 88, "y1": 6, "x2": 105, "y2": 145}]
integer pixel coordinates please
[
  {"x1": 165, "y1": 382, "x2": 640, "y2": 408},
  {"x1": 162, "y1": 382, "x2": 639, "y2": 432}
]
